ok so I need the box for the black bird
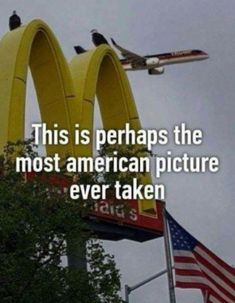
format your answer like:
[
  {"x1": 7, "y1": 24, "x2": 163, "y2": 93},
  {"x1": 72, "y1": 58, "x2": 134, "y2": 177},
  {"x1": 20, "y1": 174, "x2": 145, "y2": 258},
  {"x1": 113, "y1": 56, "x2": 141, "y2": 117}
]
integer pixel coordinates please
[
  {"x1": 9, "y1": 10, "x2": 21, "y2": 31},
  {"x1": 91, "y1": 29, "x2": 109, "y2": 46},
  {"x1": 74, "y1": 45, "x2": 87, "y2": 54}
]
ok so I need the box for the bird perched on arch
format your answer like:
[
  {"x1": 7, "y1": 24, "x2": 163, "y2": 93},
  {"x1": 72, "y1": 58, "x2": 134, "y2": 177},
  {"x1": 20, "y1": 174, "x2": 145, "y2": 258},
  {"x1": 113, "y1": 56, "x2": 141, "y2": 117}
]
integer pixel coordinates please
[
  {"x1": 9, "y1": 10, "x2": 21, "y2": 31},
  {"x1": 91, "y1": 29, "x2": 109, "y2": 46}
]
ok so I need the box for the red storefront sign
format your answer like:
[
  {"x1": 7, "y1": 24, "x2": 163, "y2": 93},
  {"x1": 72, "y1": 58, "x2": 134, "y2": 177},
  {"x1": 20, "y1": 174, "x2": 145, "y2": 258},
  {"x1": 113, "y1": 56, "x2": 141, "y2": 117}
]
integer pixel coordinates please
[
  {"x1": 92, "y1": 199, "x2": 163, "y2": 233},
  {"x1": 25, "y1": 172, "x2": 163, "y2": 235}
]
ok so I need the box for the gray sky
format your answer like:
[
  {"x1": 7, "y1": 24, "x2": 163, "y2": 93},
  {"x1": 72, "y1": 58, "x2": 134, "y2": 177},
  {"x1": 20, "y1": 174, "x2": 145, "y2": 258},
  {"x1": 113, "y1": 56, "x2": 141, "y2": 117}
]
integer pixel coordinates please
[{"x1": 0, "y1": 1, "x2": 234, "y2": 302}]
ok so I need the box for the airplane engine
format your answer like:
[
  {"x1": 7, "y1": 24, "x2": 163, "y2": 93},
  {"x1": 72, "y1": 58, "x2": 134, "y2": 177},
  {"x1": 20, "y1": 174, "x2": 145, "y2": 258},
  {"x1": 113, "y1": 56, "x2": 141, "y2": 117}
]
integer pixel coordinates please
[
  {"x1": 148, "y1": 67, "x2": 165, "y2": 75},
  {"x1": 146, "y1": 57, "x2": 159, "y2": 66}
]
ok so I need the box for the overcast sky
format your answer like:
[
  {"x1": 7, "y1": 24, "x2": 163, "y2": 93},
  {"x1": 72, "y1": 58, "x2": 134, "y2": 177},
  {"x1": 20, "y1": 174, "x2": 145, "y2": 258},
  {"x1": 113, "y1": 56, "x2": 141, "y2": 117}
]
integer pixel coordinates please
[{"x1": 0, "y1": 1, "x2": 234, "y2": 302}]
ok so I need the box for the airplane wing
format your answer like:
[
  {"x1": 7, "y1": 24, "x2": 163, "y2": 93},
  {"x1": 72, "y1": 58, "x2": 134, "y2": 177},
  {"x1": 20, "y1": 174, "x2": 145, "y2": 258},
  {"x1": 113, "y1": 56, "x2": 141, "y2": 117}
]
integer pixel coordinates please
[{"x1": 111, "y1": 38, "x2": 145, "y2": 65}]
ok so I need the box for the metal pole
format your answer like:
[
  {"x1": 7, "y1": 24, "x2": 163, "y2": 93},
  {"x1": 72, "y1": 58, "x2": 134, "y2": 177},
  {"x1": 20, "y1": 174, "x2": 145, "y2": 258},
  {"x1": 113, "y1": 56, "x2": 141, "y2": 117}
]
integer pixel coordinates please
[
  {"x1": 129, "y1": 268, "x2": 167, "y2": 291},
  {"x1": 124, "y1": 268, "x2": 169, "y2": 302},
  {"x1": 125, "y1": 284, "x2": 130, "y2": 303},
  {"x1": 162, "y1": 206, "x2": 176, "y2": 303}
]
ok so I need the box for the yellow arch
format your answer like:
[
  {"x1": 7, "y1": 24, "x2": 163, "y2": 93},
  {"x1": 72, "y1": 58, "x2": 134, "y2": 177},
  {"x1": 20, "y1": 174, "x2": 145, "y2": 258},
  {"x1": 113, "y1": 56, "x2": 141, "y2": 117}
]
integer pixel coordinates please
[
  {"x1": 0, "y1": 19, "x2": 75, "y2": 158},
  {"x1": 0, "y1": 19, "x2": 155, "y2": 213},
  {"x1": 69, "y1": 45, "x2": 143, "y2": 155}
]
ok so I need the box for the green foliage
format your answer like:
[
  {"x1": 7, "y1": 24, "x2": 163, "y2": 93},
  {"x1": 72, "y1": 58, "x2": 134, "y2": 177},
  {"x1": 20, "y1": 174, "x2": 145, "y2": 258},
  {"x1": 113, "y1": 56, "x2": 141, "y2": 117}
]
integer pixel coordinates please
[{"x1": 0, "y1": 140, "x2": 123, "y2": 303}]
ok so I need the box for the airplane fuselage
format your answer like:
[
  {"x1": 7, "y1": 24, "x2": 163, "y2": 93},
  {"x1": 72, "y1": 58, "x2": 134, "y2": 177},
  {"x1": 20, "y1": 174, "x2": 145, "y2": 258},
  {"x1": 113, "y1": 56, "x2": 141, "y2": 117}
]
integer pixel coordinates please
[{"x1": 121, "y1": 49, "x2": 209, "y2": 71}]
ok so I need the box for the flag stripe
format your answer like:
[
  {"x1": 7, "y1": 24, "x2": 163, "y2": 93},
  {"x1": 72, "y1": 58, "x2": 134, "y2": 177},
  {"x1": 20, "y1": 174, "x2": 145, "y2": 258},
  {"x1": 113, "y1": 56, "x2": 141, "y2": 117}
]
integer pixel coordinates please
[
  {"x1": 173, "y1": 250, "x2": 194, "y2": 258},
  {"x1": 174, "y1": 255, "x2": 198, "y2": 264},
  {"x1": 176, "y1": 280, "x2": 209, "y2": 290},
  {"x1": 175, "y1": 262, "x2": 201, "y2": 271},
  {"x1": 210, "y1": 294, "x2": 224, "y2": 303},
  {"x1": 194, "y1": 251, "x2": 235, "y2": 290},
  {"x1": 175, "y1": 262, "x2": 234, "y2": 296},
  {"x1": 175, "y1": 275, "x2": 234, "y2": 303},
  {"x1": 202, "y1": 269, "x2": 235, "y2": 301},
  {"x1": 173, "y1": 248, "x2": 234, "y2": 289},
  {"x1": 197, "y1": 244, "x2": 235, "y2": 276},
  {"x1": 195, "y1": 245, "x2": 235, "y2": 282},
  {"x1": 175, "y1": 268, "x2": 235, "y2": 302},
  {"x1": 174, "y1": 255, "x2": 235, "y2": 302},
  {"x1": 175, "y1": 260, "x2": 235, "y2": 303},
  {"x1": 175, "y1": 268, "x2": 206, "y2": 277}
]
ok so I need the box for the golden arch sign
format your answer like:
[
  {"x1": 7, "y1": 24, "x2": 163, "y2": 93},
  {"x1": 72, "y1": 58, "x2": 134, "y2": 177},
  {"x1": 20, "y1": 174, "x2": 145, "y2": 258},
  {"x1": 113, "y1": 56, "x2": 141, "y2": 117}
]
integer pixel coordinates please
[{"x1": 0, "y1": 19, "x2": 155, "y2": 213}]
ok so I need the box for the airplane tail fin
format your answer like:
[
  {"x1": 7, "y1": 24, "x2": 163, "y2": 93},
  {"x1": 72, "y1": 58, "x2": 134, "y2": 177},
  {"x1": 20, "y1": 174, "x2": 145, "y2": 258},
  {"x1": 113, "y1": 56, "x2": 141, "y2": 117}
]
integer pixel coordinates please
[
  {"x1": 74, "y1": 45, "x2": 86, "y2": 54},
  {"x1": 111, "y1": 38, "x2": 117, "y2": 46}
]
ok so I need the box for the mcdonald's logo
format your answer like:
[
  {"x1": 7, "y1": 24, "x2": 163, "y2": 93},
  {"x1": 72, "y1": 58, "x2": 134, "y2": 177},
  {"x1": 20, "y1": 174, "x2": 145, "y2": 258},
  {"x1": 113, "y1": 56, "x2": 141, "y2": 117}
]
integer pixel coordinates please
[{"x1": 0, "y1": 19, "x2": 156, "y2": 214}]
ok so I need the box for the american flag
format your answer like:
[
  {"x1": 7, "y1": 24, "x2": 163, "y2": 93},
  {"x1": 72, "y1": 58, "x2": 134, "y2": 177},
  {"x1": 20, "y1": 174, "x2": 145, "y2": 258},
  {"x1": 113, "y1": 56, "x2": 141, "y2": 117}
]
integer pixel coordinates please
[{"x1": 166, "y1": 212, "x2": 235, "y2": 303}]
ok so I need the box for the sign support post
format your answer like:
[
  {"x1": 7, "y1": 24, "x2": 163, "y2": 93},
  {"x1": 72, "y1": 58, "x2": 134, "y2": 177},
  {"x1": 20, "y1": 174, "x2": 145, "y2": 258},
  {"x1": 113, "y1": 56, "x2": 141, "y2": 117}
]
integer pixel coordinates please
[{"x1": 67, "y1": 238, "x2": 87, "y2": 270}]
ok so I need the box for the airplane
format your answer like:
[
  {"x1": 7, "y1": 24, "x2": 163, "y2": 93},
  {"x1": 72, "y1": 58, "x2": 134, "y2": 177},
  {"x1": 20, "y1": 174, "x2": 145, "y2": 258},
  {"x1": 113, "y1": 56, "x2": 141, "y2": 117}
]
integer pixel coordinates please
[{"x1": 111, "y1": 38, "x2": 209, "y2": 75}]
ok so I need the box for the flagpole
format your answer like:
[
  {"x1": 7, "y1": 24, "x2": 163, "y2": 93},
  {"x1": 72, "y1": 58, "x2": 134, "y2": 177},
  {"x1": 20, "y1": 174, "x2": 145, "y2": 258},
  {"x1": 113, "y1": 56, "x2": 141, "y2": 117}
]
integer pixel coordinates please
[{"x1": 162, "y1": 206, "x2": 176, "y2": 303}]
